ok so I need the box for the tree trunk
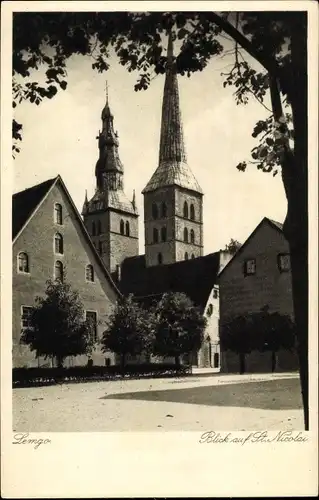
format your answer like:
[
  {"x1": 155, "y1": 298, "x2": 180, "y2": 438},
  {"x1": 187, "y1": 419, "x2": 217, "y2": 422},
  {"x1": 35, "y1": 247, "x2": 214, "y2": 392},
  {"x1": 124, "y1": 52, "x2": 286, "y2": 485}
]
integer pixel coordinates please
[
  {"x1": 120, "y1": 353, "x2": 126, "y2": 375},
  {"x1": 269, "y1": 15, "x2": 308, "y2": 430},
  {"x1": 56, "y1": 357, "x2": 64, "y2": 369},
  {"x1": 174, "y1": 355, "x2": 180, "y2": 368},
  {"x1": 283, "y1": 16, "x2": 308, "y2": 430},
  {"x1": 271, "y1": 351, "x2": 277, "y2": 373},
  {"x1": 239, "y1": 352, "x2": 245, "y2": 374}
]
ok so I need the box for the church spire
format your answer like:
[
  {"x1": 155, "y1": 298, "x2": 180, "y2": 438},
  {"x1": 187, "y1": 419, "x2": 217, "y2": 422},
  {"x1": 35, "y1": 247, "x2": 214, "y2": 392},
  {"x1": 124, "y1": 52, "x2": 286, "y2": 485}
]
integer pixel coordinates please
[
  {"x1": 95, "y1": 82, "x2": 124, "y2": 192},
  {"x1": 158, "y1": 31, "x2": 187, "y2": 164},
  {"x1": 142, "y1": 32, "x2": 202, "y2": 194}
]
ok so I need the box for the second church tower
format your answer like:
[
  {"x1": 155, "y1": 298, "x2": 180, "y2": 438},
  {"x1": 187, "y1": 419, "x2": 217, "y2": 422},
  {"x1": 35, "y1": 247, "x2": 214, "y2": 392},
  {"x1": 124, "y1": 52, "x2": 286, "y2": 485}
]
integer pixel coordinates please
[{"x1": 142, "y1": 33, "x2": 203, "y2": 268}]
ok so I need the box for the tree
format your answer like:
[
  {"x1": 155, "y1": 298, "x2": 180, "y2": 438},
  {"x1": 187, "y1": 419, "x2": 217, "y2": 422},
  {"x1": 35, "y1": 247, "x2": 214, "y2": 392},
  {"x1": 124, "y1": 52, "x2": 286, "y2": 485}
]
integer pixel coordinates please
[
  {"x1": 153, "y1": 292, "x2": 206, "y2": 367},
  {"x1": 101, "y1": 294, "x2": 152, "y2": 373},
  {"x1": 220, "y1": 314, "x2": 257, "y2": 374},
  {"x1": 21, "y1": 278, "x2": 93, "y2": 367},
  {"x1": 223, "y1": 238, "x2": 242, "y2": 255},
  {"x1": 12, "y1": 11, "x2": 309, "y2": 427},
  {"x1": 256, "y1": 307, "x2": 296, "y2": 372}
]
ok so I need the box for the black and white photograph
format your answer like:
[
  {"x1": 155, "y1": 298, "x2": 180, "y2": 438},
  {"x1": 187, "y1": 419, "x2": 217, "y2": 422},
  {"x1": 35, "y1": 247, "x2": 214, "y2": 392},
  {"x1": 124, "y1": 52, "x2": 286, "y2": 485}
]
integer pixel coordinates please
[{"x1": 1, "y1": 2, "x2": 318, "y2": 498}]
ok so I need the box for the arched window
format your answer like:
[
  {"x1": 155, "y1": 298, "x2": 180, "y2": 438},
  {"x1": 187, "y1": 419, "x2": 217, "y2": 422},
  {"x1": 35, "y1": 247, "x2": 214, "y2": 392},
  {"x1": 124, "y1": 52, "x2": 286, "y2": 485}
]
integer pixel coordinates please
[
  {"x1": 185, "y1": 252, "x2": 189, "y2": 260},
  {"x1": 183, "y1": 227, "x2": 188, "y2": 243},
  {"x1": 190, "y1": 229, "x2": 195, "y2": 244},
  {"x1": 125, "y1": 221, "x2": 130, "y2": 236},
  {"x1": 97, "y1": 220, "x2": 102, "y2": 235},
  {"x1": 207, "y1": 304, "x2": 213, "y2": 317},
  {"x1": 55, "y1": 260, "x2": 63, "y2": 282},
  {"x1": 158, "y1": 253, "x2": 163, "y2": 265},
  {"x1": 161, "y1": 202, "x2": 167, "y2": 218},
  {"x1": 183, "y1": 201, "x2": 189, "y2": 218},
  {"x1": 18, "y1": 252, "x2": 29, "y2": 273},
  {"x1": 120, "y1": 219, "x2": 125, "y2": 235},
  {"x1": 190, "y1": 204, "x2": 195, "y2": 221},
  {"x1": 92, "y1": 221, "x2": 96, "y2": 236},
  {"x1": 161, "y1": 226, "x2": 167, "y2": 242},
  {"x1": 54, "y1": 233, "x2": 63, "y2": 254},
  {"x1": 191, "y1": 253, "x2": 195, "y2": 259},
  {"x1": 153, "y1": 227, "x2": 159, "y2": 243},
  {"x1": 152, "y1": 203, "x2": 159, "y2": 220},
  {"x1": 54, "y1": 203, "x2": 62, "y2": 225},
  {"x1": 86, "y1": 264, "x2": 94, "y2": 282}
]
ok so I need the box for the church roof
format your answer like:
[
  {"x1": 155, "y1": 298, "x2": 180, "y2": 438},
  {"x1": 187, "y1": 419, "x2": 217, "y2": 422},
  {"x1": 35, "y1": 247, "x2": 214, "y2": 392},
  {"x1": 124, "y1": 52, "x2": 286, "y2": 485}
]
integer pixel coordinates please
[
  {"x1": 142, "y1": 160, "x2": 203, "y2": 194},
  {"x1": 142, "y1": 34, "x2": 203, "y2": 195},
  {"x1": 85, "y1": 188, "x2": 138, "y2": 216},
  {"x1": 120, "y1": 251, "x2": 221, "y2": 309}
]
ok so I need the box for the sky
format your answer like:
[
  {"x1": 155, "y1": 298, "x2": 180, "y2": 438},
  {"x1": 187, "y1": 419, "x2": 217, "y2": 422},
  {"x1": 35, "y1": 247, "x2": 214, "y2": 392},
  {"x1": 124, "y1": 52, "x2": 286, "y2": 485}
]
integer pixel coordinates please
[{"x1": 13, "y1": 36, "x2": 288, "y2": 255}]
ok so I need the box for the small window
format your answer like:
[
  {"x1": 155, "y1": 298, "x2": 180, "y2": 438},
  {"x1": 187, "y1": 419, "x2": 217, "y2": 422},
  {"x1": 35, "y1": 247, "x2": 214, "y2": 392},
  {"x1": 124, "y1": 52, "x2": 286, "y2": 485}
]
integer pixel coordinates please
[
  {"x1": 190, "y1": 204, "x2": 195, "y2": 221},
  {"x1": 120, "y1": 219, "x2": 124, "y2": 235},
  {"x1": 191, "y1": 253, "x2": 195, "y2": 259},
  {"x1": 184, "y1": 227, "x2": 188, "y2": 243},
  {"x1": 152, "y1": 203, "x2": 159, "y2": 220},
  {"x1": 86, "y1": 311, "x2": 98, "y2": 342},
  {"x1": 153, "y1": 227, "x2": 159, "y2": 243},
  {"x1": 183, "y1": 201, "x2": 189, "y2": 218},
  {"x1": 55, "y1": 260, "x2": 64, "y2": 282},
  {"x1": 21, "y1": 306, "x2": 34, "y2": 330},
  {"x1": 161, "y1": 202, "x2": 167, "y2": 218},
  {"x1": 54, "y1": 203, "x2": 62, "y2": 225},
  {"x1": 92, "y1": 221, "x2": 96, "y2": 236},
  {"x1": 54, "y1": 233, "x2": 63, "y2": 254},
  {"x1": 158, "y1": 253, "x2": 163, "y2": 265},
  {"x1": 244, "y1": 259, "x2": 256, "y2": 276},
  {"x1": 161, "y1": 226, "x2": 167, "y2": 242},
  {"x1": 97, "y1": 220, "x2": 102, "y2": 235},
  {"x1": 206, "y1": 304, "x2": 213, "y2": 317},
  {"x1": 18, "y1": 252, "x2": 29, "y2": 273},
  {"x1": 185, "y1": 252, "x2": 189, "y2": 260},
  {"x1": 213, "y1": 289, "x2": 219, "y2": 299},
  {"x1": 190, "y1": 229, "x2": 195, "y2": 244},
  {"x1": 278, "y1": 253, "x2": 291, "y2": 272},
  {"x1": 125, "y1": 221, "x2": 130, "y2": 236},
  {"x1": 86, "y1": 264, "x2": 94, "y2": 282}
]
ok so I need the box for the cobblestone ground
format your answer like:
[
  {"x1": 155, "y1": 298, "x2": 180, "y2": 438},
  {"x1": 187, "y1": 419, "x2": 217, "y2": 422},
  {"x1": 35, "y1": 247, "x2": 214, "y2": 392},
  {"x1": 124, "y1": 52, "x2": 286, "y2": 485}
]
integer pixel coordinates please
[{"x1": 13, "y1": 372, "x2": 303, "y2": 432}]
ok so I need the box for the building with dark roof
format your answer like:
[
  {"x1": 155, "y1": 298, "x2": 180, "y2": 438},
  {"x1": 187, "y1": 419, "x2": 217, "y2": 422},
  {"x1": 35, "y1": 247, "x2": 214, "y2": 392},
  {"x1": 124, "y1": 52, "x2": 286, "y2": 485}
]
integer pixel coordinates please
[
  {"x1": 219, "y1": 217, "x2": 298, "y2": 373},
  {"x1": 12, "y1": 175, "x2": 120, "y2": 368}
]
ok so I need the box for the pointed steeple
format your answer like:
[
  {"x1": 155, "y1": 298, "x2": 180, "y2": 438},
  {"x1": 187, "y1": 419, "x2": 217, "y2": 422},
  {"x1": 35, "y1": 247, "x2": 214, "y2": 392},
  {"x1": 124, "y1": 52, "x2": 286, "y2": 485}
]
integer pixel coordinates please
[
  {"x1": 132, "y1": 189, "x2": 136, "y2": 210},
  {"x1": 159, "y1": 31, "x2": 187, "y2": 164},
  {"x1": 95, "y1": 82, "x2": 124, "y2": 192},
  {"x1": 142, "y1": 32, "x2": 202, "y2": 194},
  {"x1": 82, "y1": 189, "x2": 89, "y2": 215}
]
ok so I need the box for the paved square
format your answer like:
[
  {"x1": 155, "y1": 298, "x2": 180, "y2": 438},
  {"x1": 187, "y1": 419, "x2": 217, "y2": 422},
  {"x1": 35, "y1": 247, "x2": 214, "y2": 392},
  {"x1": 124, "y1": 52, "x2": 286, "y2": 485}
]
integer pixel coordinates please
[{"x1": 13, "y1": 372, "x2": 303, "y2": 432}]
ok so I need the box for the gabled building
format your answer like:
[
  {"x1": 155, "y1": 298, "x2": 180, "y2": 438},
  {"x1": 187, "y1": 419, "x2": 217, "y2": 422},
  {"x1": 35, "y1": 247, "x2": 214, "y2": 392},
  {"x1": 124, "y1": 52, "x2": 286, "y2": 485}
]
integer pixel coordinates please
[
  {"x1": 12, "y1": 175, "x2": 121, "y2": 368},
  {"x1": 219, "y1": 217, "x2": 298, "y2": 372}
]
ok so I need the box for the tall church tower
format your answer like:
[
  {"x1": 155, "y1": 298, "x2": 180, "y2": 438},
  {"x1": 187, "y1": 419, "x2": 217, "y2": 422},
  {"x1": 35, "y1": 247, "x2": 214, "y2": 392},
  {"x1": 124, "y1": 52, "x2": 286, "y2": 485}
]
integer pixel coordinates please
[
  {"x1": 142, "y1": 33, "x2": 203, "y2": 268},
  {"x1": 82, "y1": 84, "x2": 139, "y2": 279}
]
